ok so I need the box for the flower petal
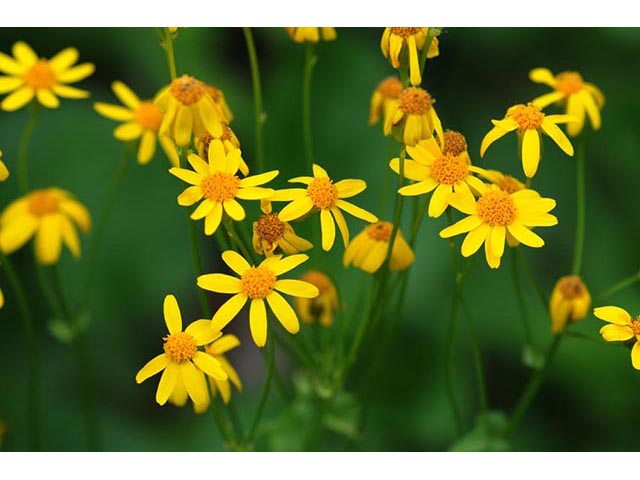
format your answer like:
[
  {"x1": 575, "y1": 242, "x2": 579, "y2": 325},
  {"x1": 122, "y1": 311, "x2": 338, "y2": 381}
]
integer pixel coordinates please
[
  {"x1": 197, "y1": 273, "x2": 242, "y2": 294},
  {"x1": 1, "y1": 85, "x2": 34, "y2": 111},
  {"x1": 223, "y1": 199, "x2": 245, "y2": 221},
  {"x1": 249, "y1": 298, "x2": 268, "y2": 347},
  {"x1": 180, "y1": 361, "x2": 208, "y2": 405},
  {"x1": 599, "y1": 324, "x2": 634, "y2": 342},
  {"x1": 204, "y1": 203, "x2": 223, "y2": 235},
  {"x1": 185, "y1": 320, "x2": 222, "y2": 346},
  {"x1": 211, "y1": 293, "x2": 247, "y2": 331},
  {"x1": 239, "y1": 170, "x2": 279, "y2": 188},
  {"x1": 0, "y1": 214, "x2": 38, "y2": 254},
  {"x1": 266, "y1": 291, "x2": 300, "y2": 335},
  {"x1": 335, "y1": 199, "x2": 377, "y2": 223},
  {"x1": 193, "y1": 351, "x2": 228, "y2": 380},
  {"x1": 331, "y1": 207, "x2": 349, "y2": 247},
  {"x1": 320, "y1": 209, "x2": 336, "y2": 251},
  {"x1": 174, "y1": 106, "x2": 193, "y2": 146},
  {"x1": 521, "y1": 129, "x2": 541, "y2": 178},
  {"x1": 57, "y1": 63, "x2": 95, "y2": 83},
  {"x1": 506, "y1": 222, "x2": 544, "y2": 248},
  {"x1": 278, "y1": 196, "x2": 314, "y2": 222},
  {"x1": 460, "y1": 224, "x2": 490, "y2": 257},
  {"x1": 593, "y1": 306, "x2": 632, "y2": 326},
  {"x1": 156, "y1": 361, "x2": 179, "y2": 406},
  {"x1": 169, "y1": 167, "x2": 201, "y2": 186},
  {"x1": 209, "y1": 334, "x2": 241, "y2": 355},
  {"x1": 632, "y1": 342, "x2": 640, "y2": 370},
  {"x1": 135, "y1": 354, "x2": 170, "y2": 384},
  {"x1": 35, "y1": 215, "x2": 62, "y2": 265},
  {"x1": 163, "y1": 294, "x2": 182, "y2": 334},
  {"x1": 177, "y1": 186, "x2": 203, "y2": 206},
  {"x1": 541, "y1": 119, "x2": 574, "y2": 156},
  {"x1": 312, "y1": 164, "x2": 329, "y2": 178},
  {"x1": 275, "y1": 279, "x2": 319, "y2": 299},
  {"x1": 138, "y1": 130, "x2": 156, "y2": 165},
  {"x1": 112, "y1": 81, "x2": 140, "y2": 109},
  {"x1": 222, "y1": 250, "x2": 252, "y2": 275},
  {"x1": 94, "y1": 102, "x2": 134, "y2": 122},
  {"x1": 49, "y1": 48, "x2": 79, "y2": 73},
  {"x1": 114, "y1": 122, "x2": 143, "y2": 141},
  {"x1": 266, "y1": 253, "x2": 309, "y2": 275},
  {"x1": 12, "y1": 42, "x2": 38, "y2": 67},
  {"x1": 191, "y1": 199, "x2": 215, "y2": 220},
  {"x1": 335, "y1": 179, "x2": 366, "y2": 199},
  {"x1": 0, "y1": 76, "x2": 23, "y2": 94},
  {"x1": 529, "y1": 68, "x2": 557, "y2": 87}
]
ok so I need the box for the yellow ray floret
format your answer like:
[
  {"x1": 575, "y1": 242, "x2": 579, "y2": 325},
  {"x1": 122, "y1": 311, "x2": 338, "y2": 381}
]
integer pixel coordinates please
[
  {"x1": 195, "y1": 124, "x2": 248, "y2": 176},
  {"x1": 0, "y1": 149, "x2": 8, "y2": 182},
  {"x1": 594, "y1": 306, "x2": 640, "y2": 370},
  {"x1": 286, "y1": 28, "x2": 337, "y2": 43},
  {"x1": 380, "y1": 28, "x2": 439, "y2": 86},
  {"x1": 549, "y1": 275, "x2": 590, "y2": 334}
]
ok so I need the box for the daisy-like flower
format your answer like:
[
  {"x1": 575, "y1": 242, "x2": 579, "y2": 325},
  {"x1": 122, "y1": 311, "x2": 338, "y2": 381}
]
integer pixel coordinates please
[
  {"x1": 273, "y1": 164, "x2": 378, "y2": 251},
  {"x1": 197, "y1": 251, "x2": 319, "y2": 347},
  {"x1": 480, "y1": 103, "x2": 575, "y2": 178},
  {"x1": 380, "y1": 28, "x2": 439, "y2": 86},
  {"x1": 205, "y1": 83, "x2": 234, "y2": 123},
  {"x1": 195, "y1": 125, "x2": 248, "y2": 176},
  {"x1": 155, "y1": 74, "x2": 225, "y2": 147},
  {"x1": 440, "y1": 184, "x2": 557, "y2": 269},
  {"x1": 385, "y1": 86, "x2": 443, "y2": 147},
  {"x1": 0, "y1": 150, "x2": 8, "y2": 182},
  {"x1": 476, "y1": 169, "x2": 525, "y2": 194},
  {"x1": 94, "y1": 81, "x2": 178, "y2": 166},
  {"x1": 530, "y1": 68, "x2": 604, "y2": 137},
  {"x1": 286, "y1": 28, "x2": 337, "y2": 43},
  {"x1": 0, "y1": 188, "x2": 91, "y2": 265},
  {"x1": 549, "y1": 275, "x2": 591, "y2": 334},
  {"x1": 253, "y1": 200, "x2": 312, "y2": 257},
  {"x1": 389, "y1": 134, "x2": 485, "y2": 218},
  {"x1": 343, "y1": 221, "x2": 415, "y2": 274},
  {"x1": 369, "y1": 76, "x2": 403, "y2": 127},
  {"x1": 135, "y1": 295, "x2": 227, "y2": 406},
  {"x1": 169, "y1": 140, "x2": 277, "y2": 236},
  {"x1": 594, "y1": 306, "x2": 640, "y2": 370},
  {"x1": 0, "y1": 41, "x2": 94, "y2": 111},
  {"x1": 295, "y1": 271, "x2": 339, "y2": 327}
]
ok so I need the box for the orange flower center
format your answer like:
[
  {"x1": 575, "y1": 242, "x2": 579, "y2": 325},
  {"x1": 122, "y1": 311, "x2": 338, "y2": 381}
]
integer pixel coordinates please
[
  {"x1": 241, "y1": 266, "x2": 276, "y2": 299},
  {"x1": 205, "y1": 84, "x2": 222, "y2": 102},
  {"x1": 28, "y1": 190, "x2": 59, "y2": 216},
  {"x1": 134, "y1": 102, "x2": 163, "y2": 131},
  {"x1": 398, "y1": 87, "x2": 433, "y2": 115},
  {"x1": 163, "y1": 332, "x2": 197, "y2": 363},
  {"x1": 430, "y1": 154, "x2": 469, "y2": 185},
  {"x1": 508, "y1": 103, "x2": 544, "y2": 130},
  {"x1": 389, "y1": 27, "x2": 422, "y2": 38},
  {"x1": 555, "y1": 71, "x2": 584, "y2": 95},
  {"x1": 200, "y1": 126, "x2": 237, "y2": 157},
  {"x1": 301, "y1": 271, "x2": 333, "y2": 295},
  {"x1": 200, "y1": 172, "x2": 240, "y2": 202},
  {"x1": 495, "y1": 175, "x2": 523, "y2": 194},
  {"x1": 476, "y1": 189, "x2": 516, "y2": 226},
  {"x1": 24, "y1": 60, "x2": 57, "y2": 89},
  {"x1": 442, "y1": 130, "x2": 467, "y2": 156},
  {"x1": 366, "y1": 221, "x2": 393, "y2": 242},
  {"x1": 255, "y1": 213, "x2": 286, "y2": 243},
  {"x1": 307, "y1": 177, "x2": 338, "y2": 210},
  {"x1": 632, "y1": 318, "x2": 640, "y2": 337},
  {"x1": 557, "y1": 275, "x2": 587, "y2": 300},
  {"x1": 170, "y1": 75, "x2": 206, "y2": 105},
  {"x1": 377, "y1": 77, "x2": 403, "y2": 99}
]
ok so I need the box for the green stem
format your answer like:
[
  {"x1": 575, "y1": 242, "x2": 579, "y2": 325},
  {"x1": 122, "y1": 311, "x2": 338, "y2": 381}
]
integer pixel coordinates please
[
  {"x1": 418, "y1": 28, "x2": 439, "y2": 78},
  {"x1": 18, "y1": 105, "x2": 41, "y2": 194},
  {"x1": 511, "y1": 249, "x2": 533, "y2": 345},
  {"x1": 223, "y1": 219, "x2": 255, "y2": 264},
  {"x1": 208, "y1": 385, "x2": 235, "y2": 448},
  {"x1": 444, "y1": 265, "x2": 463, "y2": 435},
  {"x1": 246, "y1": 333, "x2": 275, "y2": 446},
  {"x1": 163, "y1": 28, "x2": 177, "y2": 80},
  {"x1": 516, "y1": 249, "x2": 548, "y2": 308},
  {"x1": 242, "y1": 27, "x2": 265, "y2": 172},
  {"x1": 594, "y1": 270, "x2": 640, "y2": 304},
  {"x1": 572, "y1": 136, "x2": 586, "y2": 275},
  {"x1": 408, "y1": 194, "x2": 429, "y2": 246},
  {"x1": 344, "y1": 277, "x2": 378, "y2": 372},
  {"x1": 302, "y1": 42, "x2": 317, "y2": 174}
]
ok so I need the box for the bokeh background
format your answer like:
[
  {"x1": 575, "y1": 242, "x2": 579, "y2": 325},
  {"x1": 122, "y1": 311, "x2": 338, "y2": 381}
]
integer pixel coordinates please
[{"x1": 0, "y1": 27, "x2": 639, "y2": 452}]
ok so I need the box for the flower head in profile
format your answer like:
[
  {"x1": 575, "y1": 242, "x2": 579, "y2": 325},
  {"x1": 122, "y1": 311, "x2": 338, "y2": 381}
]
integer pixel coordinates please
[
  {"x1": 343, "y1": 221, "x2": 415, "y2": 274},
  {"x1": 0, "y1": 150, "x2": 8, "y2": 182},
  {"x1": 253, "y1": 200, "x2": 313, "y2": 257},
  {"x1": 549, "y1": 275, "x2": 591, "y2": 333},
  {"x1": 286, "y1": 28, "x2": 337, "y2": 43},
  {"x1": 94, "y1": 81, "x2": 178, "y2": 166},
  {"x1": 197, "y1": 251, "x2": 319, "y2": 347},
  {"x1": 0, "y1": 188, "x2": 91, "y2": 265},
  {"x1": 530, "y1": 68, "x2": 604, "y2": 137},
  {"x1": 169, "y1": 140, "x2": 277, "y2": 236},
  {"x1": 205, "y1": 83, "x2": 233, "y2": 123},
  {"x1": 385, "y1": 86, "x2": 443, "y2": 146},
  {"x1": 480, "y1": 103, "x2": 575, "y2": 178},
  {"x1": 273, "y1": 164, "x2": 378, "y2": 251},
  {"x1": 295, "y1": 271, "x2": 339, "y2": 327},
  {"x1": 440, "y1": 185, "x2": 557, "y2": 269},
  {"x1": 135, "y1": 295, "x2": 227, "y2": 406},
  {"x1": 380, "y1": 27, "x2": 439, "y2": 86},
  {"x1": 195, "y1": 125, "x2": 247, "y2": 176},
  {"x1": 594, "y1": 306, "x2": 640, "y2": 370},
  {"x1": 369, "y1": 76, "x2": 403, "y2": 127},
  {"x1": 0, "y1": 41, "x2": 94, "y2": 111}
]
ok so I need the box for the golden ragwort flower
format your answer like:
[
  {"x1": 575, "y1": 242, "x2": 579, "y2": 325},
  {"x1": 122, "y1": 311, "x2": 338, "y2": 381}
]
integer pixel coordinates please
[
  {"x1": 380, "y1": 28, "x2": 439, "y2": 86},
  {"x1": 549, "y1": 275, "x2": 591, "y2": 334},
  {"x1": 205, "y1": 83, "x2": 233, "y2": 123},
  {"x1": 0, "y1": 149, "x2": 8, "y2": 182},
  {"x1": 0, "y1": 283, "x2": 4, "y2": 309},
  {"x1": 286, "y1": 28, "x2": 337, "y2": 43},
  {"x1": 195, "y1": 125, "x2": 248, "y2": 176},
  {"x1": 369, "y1": 76, "x2": 403, "y2": 127},
  {"x1": 594, "y1": 306, "x2": 640, "y2": 370},
  {"x1": 253, "y1": 200, "x2": 313, "y2": 257},
  {"x1": 385, "y1": 86, "x2": 443, "y2": 147},
  {"x1": 0, "y1": 41, "x2": 94, "y2": 111},
  {"x1": 295, "y1": 270, "x2": 339, "y2": 327}
]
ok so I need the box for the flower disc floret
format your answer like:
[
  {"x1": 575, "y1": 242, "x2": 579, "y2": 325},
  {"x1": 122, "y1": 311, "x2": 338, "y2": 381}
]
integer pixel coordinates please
[
  {"x1": 307, "y1": 177, "x2": 338, "y2": 209},
  {"x1": 398, "y1": 87, "x2": 432, "y2": 115},
  {"x1": 163, "y1": 332, "x2": 197, "y2": 363},
  {"x1": 24, "y1": 60, "x2": 56, "y2": 89},
  {"x1": 240, "y1": 266, "x2": 276, "y2": 299},
  {"x1": 28, "y1": 191, "x2": 59, "y2": 216},
  {"x1": 476, "y1": 189, "x2": 517, "y2": 226},
  {"x1": 367, "y1": 221, "x2": 393, "y2": 241},
  {"x1": 508, "y1": 103, "x2": 545, "y2": 130},
  {"x1": 200, "y1": 173, "x2": 240, "y2": 202},
  {"x1": 255, "y1": 214, "x2": 286, "y2": 243},
  {"x1": 170, "y1": 75, "x2": 206, "y2": 105},
  {"x1": 430, "y1": 154, "x2": 469, "y2": 185}
]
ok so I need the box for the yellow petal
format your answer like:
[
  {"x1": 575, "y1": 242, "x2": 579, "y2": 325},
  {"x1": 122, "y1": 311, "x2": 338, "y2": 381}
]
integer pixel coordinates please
[
  {"x1": 480, "y1": 126, "x2": 510, "y2": 157},
  {"x1": 566, "y1": 94, "x2": 585, "y2": 137},
  {"x1": 541, "y1": 119, "x2": 574, "y2": 156},
  {"x1": 398, "y1": 178, "x2": 438, "y2": 196},
  {"x1": 35, "y1": 216, "x2": 62, "y2": 265},
  {"x1": 223, "y1": 199, "x2": 245, "y2": 221},
  {"x1": 12, "y1": 41, "x2": 38, "y2": 67},
  {"x1": 320, "y1": 209, "x2": 336, "y2": 251},
  {"x1": 506, "y1": 222, "x2": 544, "y2": 248},
  {"x1": 532, "y1": 91, "x2": 565, "y2": 109},
  {"x1": 632, "y1": 342, "x2": 640, "y2": 370},
  {"x1": 266, "y1": 253, "x2": 308, "y2": 275},
  {"x1": 225, "y1": 148, "x2": 242, "y2": 175},
  {"x1": 59, "y1": 199, "x2": 91, "y2": 231},
  {"x1": 163, "y1": 294, "x2": 182, "y2": 334},
  {"x1": 94, "y1": 102, "x2": 134, "y2": 122},
  {"x1": 521, "y1": 129, "x2": 541, "y2": 178},
  {"x1": 159, "y1": 135, "x2": 179, "y2": 167},
  {"x1": 1, "y1": 85, "x2": 34, "y2": 111},
  {"x1": 490, "y1": 225, "x2": 506, "y2": 258},
  {"x1": 235, "y1": 186, "x2": 274, "y2": 200},
  {"x1": 278, "y1": 196, "x2": 314, "y2": 222},
  {"x1": 136, "y1": 354, "x2": 169, "y2": 383},
  {"x1": 441, "y1": 215, "x2": 483, "y2": 238},
  {"x1": 197, "y1": 273, "x2": 242, "y2": 294},
  {"x1": 599, "y1": 324, "x2": 634, "y2": 342},
  {"x1": 211, "y1": 293, "x2": 247, "y2": 331},
  {"x1": 59, "y1": 215, "x2": 81, "y2": 258},
  {"x1": 266, "y1": 291, "x2": 300, "y2": 335},
  {"x1": 187, "y1": 153, "x2": 210, "y2": 175},
  {"x1": 193, "y1": 351, "x2": 228, "y2": 380},
  {"x1": 335, "y1": 199, "x2": 377, "y2": 223},
  {"x1": 36, "y1": 89, "x2": 59, "y2": 108},
  {"x1": 389, "y1": 158, "x2": 429, "y2": 182},
  {"x1": 208, "y1": 139, "x2": 226, "y2": 171},
  {"x1": 49, "y1": 48, "x2": 79, "y2": 73},
  {"x1": 407, "y1": 35, "x2": 421, "y2": 86},
  {"x1": 428, "y1": 183, "x2": 451, "y2": 218},
  {"x1": 177, "y1": 186, "x2": 203, "y2": 206},
  {"x1": 335, "y1": 179, "x2": 367, "y2": 198},
  {"x1": 169, "y1": 167, "x2": 201, "y2": 186},
  {"x1": 331, "y1": 207, "x2": 349, "y2": 247},
  {"x1": 174, "y1": 106, "x2": 193, "y2": 147},
  {"x1": 312, "y1": 164, "x2": 329, "y2": 178},
  {"x1": 185, "y1": 320, "x2": 222, "y2": 345},
  {"x1": 0, "y1": 214, "x2": 38, "y2": 254},
  {"x1": 274, "y1": 279, "x2": 319, "y2": 298},
  {"x1": 114, "y1": 122, "x2": 143, "y2": 141},
  {"x1": 156, "y1": 361, "x2": 179, "y2": 405},
  {"x1": 112, "y1": 81, "x2": 140, "y2": 109},
  {"x1": 209, "y1": 334, "x2": 241, "y2": 355},
  {"x1": 204, "y1": 203, "x2": 223, "y2": 235},
  {"x1": 191, "y1": 199, "x2": 215, "y2": 220},
  {"x1": 460, "y1": 224, "x2": 490, "y2": 257},
  {"x1": 528, "y1": 68, "x2": 556, "y2": 87},
  {"x1": 239, "y1": 170, "x2": 279, "y2": 188},
  {"x1": 180, "y1": 361, "x2": 208, "y2": 405},
  {"x1": 249, "y1": 298, "x2": 268, "y2": 347},
  {"x1": 579, "y1": 90, "x2": 601, "y2": 131},
  {"x1": 51, "y1": 84, "x2": 89, "y2": 99},
  {"x1": 0, "y1": 52, "x2": 26, "y2": 75},
  {"x1": 0, "y1": 76, "x2": 23, "y2": 94},
  {"x1": 57, "y1": 63, "x2": 95, "y2": 83},
  {"x1": 197, "y1": 98, "x2": 223, "y2": 137},
  {"x1": 593, "y1": 306, "x2": 632, "y2": 325}
]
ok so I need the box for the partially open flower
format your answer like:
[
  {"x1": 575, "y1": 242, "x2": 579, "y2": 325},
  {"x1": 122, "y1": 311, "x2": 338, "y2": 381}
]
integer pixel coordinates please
[
  {"x1": 549, "y1": 275, "x2": 591, "y2": 333},
  {"x1": 369, "y1": 76, "x2": 403, "y2": 127},
  {"x1": 380, "y1": 28, "x2": 439, "y2": 86},
  {"x1": 295, "y1": 271, "x2": 339, "y2": 327},
  {"x1": 384, "y1": 87, "x2": 443, "y2": 146},
  {"x1": 252, "y1": 200, "x2": 312, "y2": 257},
  {"x1": 286, "y1": 28, "x2": 337, "y2": 43},
  {"x1": 195, "y1": 124, "x2": 247, "y2": 176}
]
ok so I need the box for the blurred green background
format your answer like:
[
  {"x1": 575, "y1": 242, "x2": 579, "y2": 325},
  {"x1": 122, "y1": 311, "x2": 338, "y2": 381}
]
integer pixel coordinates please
[{"x1": 0, "y1": 27, "x2": 639, "y2": 452}]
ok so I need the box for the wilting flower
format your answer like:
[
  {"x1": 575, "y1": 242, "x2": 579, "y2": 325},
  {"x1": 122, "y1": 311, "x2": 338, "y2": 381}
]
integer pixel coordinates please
[
  {"x1": 343, "y1": 221, "x2": 415, "y2": 274},
  {"x1": 549, "y1": 275, "x2": 591, "y2": 333},
  {"x1": 530, "y1": 68, "x2": 604, "y2": 137},
  {"x1": 253, "y1": 200, "x2": 312, "y2": 257},
  {"x1": 295, "y1": 271, "x2": 339, "y2": 327},
  {"x1": 0, "y1": 41, "x2": 94, "y2": 111},
  {"x1": 94, "y1": 81, "x2": 178, "y2": 166},
  {"x1": 380, "y1": 27, "x2": 439, "y2": 86},
  {"x1": 195, "y1": 125, "x2": 248, "y2": 176},
  {"x1": 0, "y1": 188, "x2": 91, "y2": 265},
  {"x1": 286, "y1": 28, "x2": 337, "y2": 43},
  {"x1": 480, "y1": 103, "x2": 575, "y2": 178},
  {"x1": 274, "y1": 164, "x2": 378, "y2": 251},
  {"x1": 369, "y1": 76, "x2": 403, "y2": 127},
  {"x1": 135, "y1": 295, "x2": 227, "y2": 406},
  {"x1": 204, "y1": 83, "x2": 233, "y2": 123},
  {"x1": 0, "y1": 150, "x2": 8, "y2": 181},
  {"x1": 594, "y1": 305, "x2": 640, "y2": 370},
  {"x1": 197, "y1": 251, "x2": 319, "y2": 347},
  {"x1": 385, "y1": 86, "x2": 443, "y2": 147}
]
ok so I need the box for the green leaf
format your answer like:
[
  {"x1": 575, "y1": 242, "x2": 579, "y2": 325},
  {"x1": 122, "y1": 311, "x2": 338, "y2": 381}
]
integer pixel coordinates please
[{"x1": 449, "y1": 411, "x2": 510, "y2": 452}]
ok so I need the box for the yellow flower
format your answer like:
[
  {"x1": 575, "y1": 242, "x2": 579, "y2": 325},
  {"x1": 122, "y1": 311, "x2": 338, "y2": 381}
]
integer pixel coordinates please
[
  {"x1": 205, "y1": 83, "x2": 233, "y2": 124},
  {"x1": 390, "y1": 134, "x2": 485, "y2": 218},
  {"x1": 440, "y1": 185, "x2": 557, "y2": 269},
  {"x1": 273, "y1": 164, "x2": 378, "y2": 251},
  {"x1": 135, "y1": 295, "x2": 227, "y2": 406},
  {"x1": 286, "y1": 28, "x2": 337, "y2": 43},
  {"x1": 0, "y1": 420, "x2": 5, "y2": 448},
  {"x1": 530, "y1": 68, "x2": 604, "y2": 137},
  {"x1": 295, "y1": 271, "x2": 339, "y2": 327},
  {"x1": 169, "y1": 141, "x2": 277, "y2": 236},
  {"x1": 195, "y1": 124, "x2": 248, "y2": 176},
  {"x1": 0, "y1": 41, "x2": 94, "y2": 111},
  {"x1": 155, "y1": 74, "x2": 225, "y2": 147},
  {"x1": 0, "y1": 284, "x2": 4, "y2": 309},
  {"x1": 0, "y1": 188, "x2": 91, "y2": 265},
  {"x1": 0, "y1": 149, "x2": 8, "y2": 182},
  {"x1": 343, "y1": 221, "x2": 415, "y2": 274},
  {"x1": 549, "y1": 275, "x2": 591, "y2": 334},
  {"x1": 480, "y1": 103, "x2": 575, "y2": 178},
  {"x1": 253, "y1": 200, "x2": 312, "y2": 257},
  {"x1": 594, "y1": 306, "x2": 640, "y2": 370},
  {"x1": 369, "y1": 76, "x2": 403, "y2": 126},
  {"x1": 197, "y1": 251, "x2": 319, "y2": 347},
  {"x1": 94, "y1": 81, "x2": 178, "y2": 166},
  {"x1": 476, "y1": 169, "x2": 526, "y2": 194},
  {"x1": 380, "y1": 27, "x2": 439, "y2": 86},
  {"x1": 384, "y1": 86, "x2": 443, "y2": 147}
]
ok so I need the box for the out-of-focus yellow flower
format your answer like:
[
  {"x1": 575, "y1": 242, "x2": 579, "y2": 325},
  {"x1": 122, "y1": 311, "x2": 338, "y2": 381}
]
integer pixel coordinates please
[
  {"x1": 273, "y1": 164, "x2": 378, "y2": 251},
  {"x1": 204, "y1": 83, "x2": 233, "y2": 124},
  {"x1": 440, "y1": 185, "x2": 557, "y2": 269},
  {"x1": 0, "y1": 188, "x2": 91, "y2": 265},
  {"x1": 253, "y1": 200, "x2": 312, "y2": 257},
  {"x1": 197, "y1": 251, "x2": 319, "y2": 347},
  {"x1": 344, "y1": 221, "x2": 414, "y2": 274},
  {"x1": 0, "y1": 284, "x2": 4, "y2": 309},
  {"x1": 369, "y1": 76, "x2": 403, "y2": 127},
  {"x1": 94, "y1": 81, "x2": 178, "y2": 166},
  {"x1": 384, "y1": 86, "x2": 443, "y2": 147},
  {"x1": 0, "y1": 420, "x2": 6, "y2": 448},
  {"x1": 136, "y1": 294, "x2": 227, "y2": 406},
  {"x1": 476, "y1": 169, "x2": 525, "y2": 194},
  {"x1": 594, "y1": 305, "x2": 640, "y2": 370},
  {"x1": 0, "y1": 41, "x2": 94, "y2": 111},
  {"x1": 169, "y1": 141, "x2": 277, "y2": 236},
  {"x1": 0, "y1": 150, "x2": 8, "y2": 182},
  {"x1": 295, "y1": 271, "x2": 339, "y2": 327},
  {"x1": 380, "y1": 27, "x2": 439, "y2": 86},
  {"x1": 195, "y1": 124, "x2": 248, "y2": 176},
  {"x1": 549, "y1": 275, "x2": 590, "y2": 333},
  {"x1": 286, "y1": 28, "x2": 337, "y2": 43},
  {"x1": 530, "y1": 68, "x2": 604, "y2": 137},
  {"x1": 480, "y1": 103, "x2": 576, "y2": 178}
]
